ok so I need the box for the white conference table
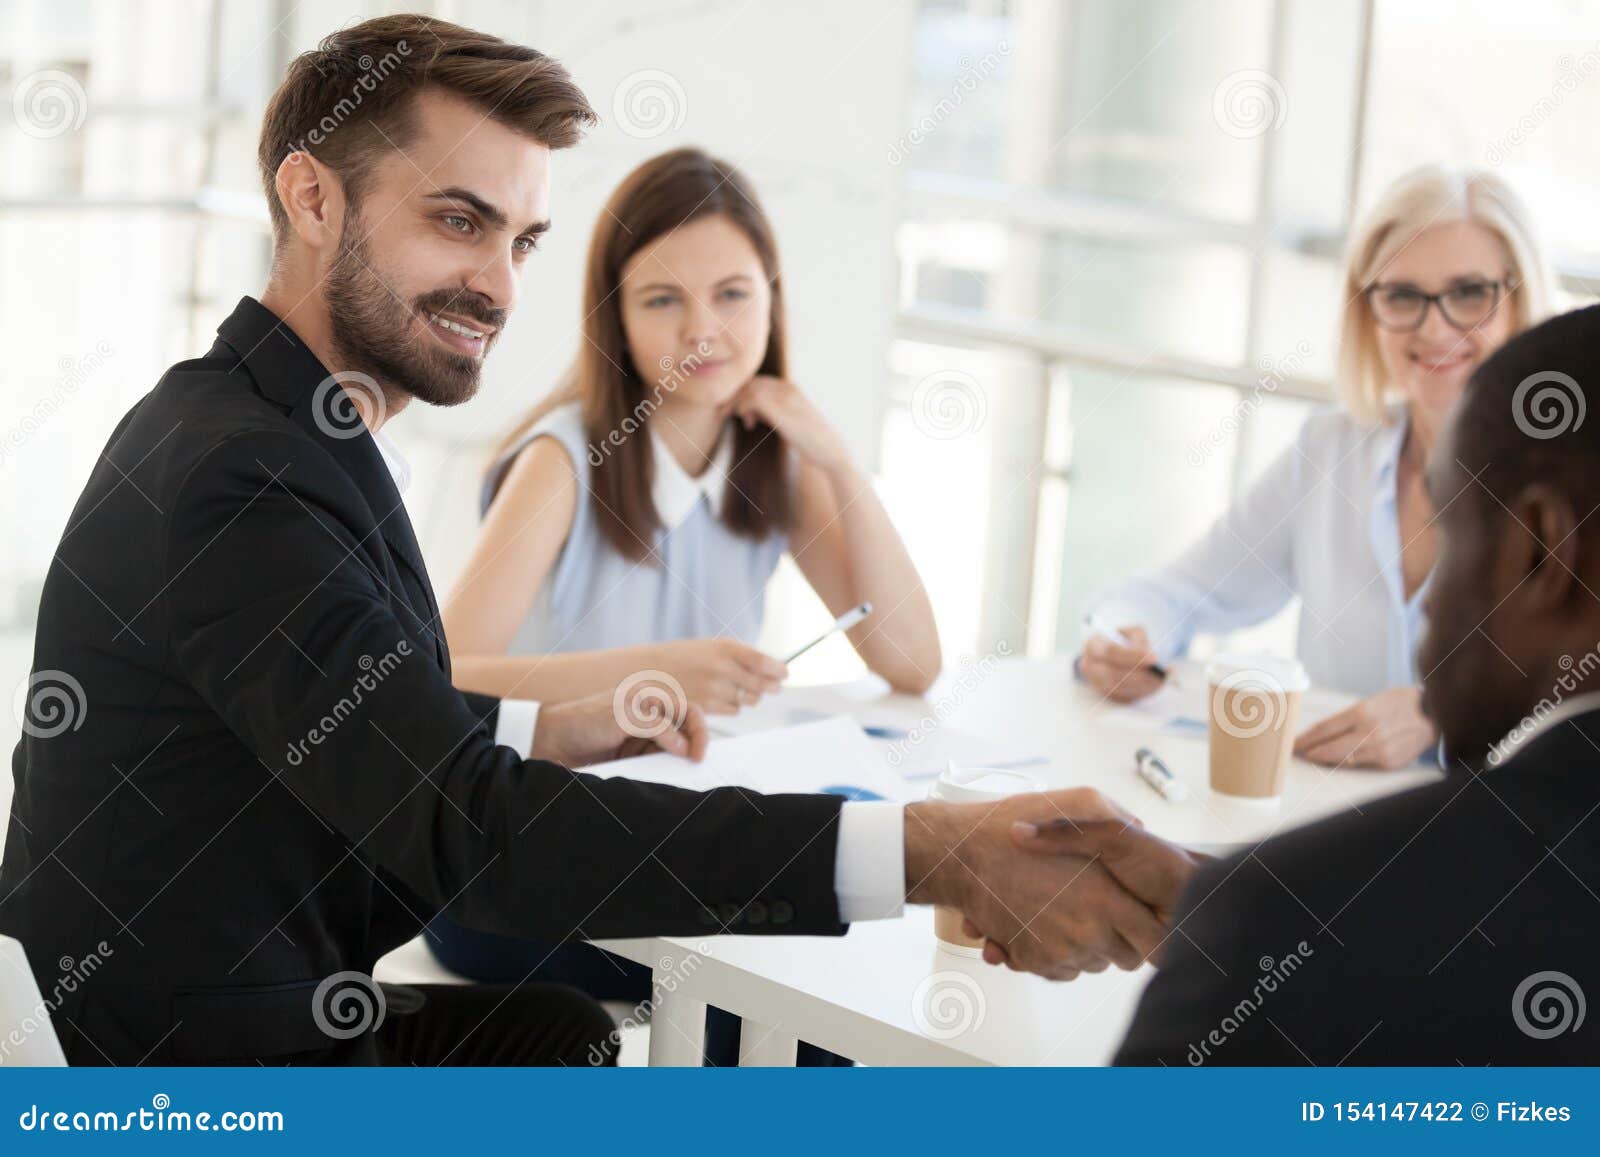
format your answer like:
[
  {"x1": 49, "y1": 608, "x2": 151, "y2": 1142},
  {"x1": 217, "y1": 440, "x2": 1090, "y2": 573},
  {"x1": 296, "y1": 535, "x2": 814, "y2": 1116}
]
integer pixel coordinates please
[{"x1": 594, "y1": 655, "x2": 1439, "y2": 1067}]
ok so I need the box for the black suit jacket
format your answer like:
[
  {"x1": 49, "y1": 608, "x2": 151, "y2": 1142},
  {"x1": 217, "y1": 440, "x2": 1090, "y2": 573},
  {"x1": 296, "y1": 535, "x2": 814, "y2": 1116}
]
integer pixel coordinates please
[
  {"x1": 0, "y1": 297, "x2": 845, "y2": 1065},
  {"x1": 1116, "y1": 707, "x2": 1600, "y2": 1065}
]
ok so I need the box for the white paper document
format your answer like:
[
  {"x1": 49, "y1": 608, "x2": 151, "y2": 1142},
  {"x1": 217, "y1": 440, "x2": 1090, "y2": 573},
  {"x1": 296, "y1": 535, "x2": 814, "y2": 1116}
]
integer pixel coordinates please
[
  {"x1": 581, "y1": 715, "x2": 917, "y2": 802},
  {"x1": 704, "y1": 692, "x2": 1047, "y2": 781},
  {"x1": 871, "y1": 724, "x2": 1048, "y2": 781},
  {"x1": 1095, "y1": 681, "x2": 1210, "y2": 735}
]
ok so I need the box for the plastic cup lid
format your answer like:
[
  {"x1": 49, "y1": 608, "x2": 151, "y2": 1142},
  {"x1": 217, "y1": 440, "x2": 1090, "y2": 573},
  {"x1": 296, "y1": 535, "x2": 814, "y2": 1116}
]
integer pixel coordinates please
[
  {"x1": 1204, "y1": 651, "x2": 1310, "y2": 694},
  {"x1": 927, "y1": 762, "x2": 1043, "y2": 802}
]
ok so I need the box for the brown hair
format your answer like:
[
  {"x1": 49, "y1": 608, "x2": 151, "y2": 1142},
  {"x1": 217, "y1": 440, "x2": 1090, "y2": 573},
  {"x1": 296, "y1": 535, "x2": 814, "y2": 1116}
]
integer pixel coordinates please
[
  {"x1": 257, "y1": 14, "x2": 595, "y2": 248},
  {"x1": 493, "y1": 147, "x2": 795, "y2": 562}
]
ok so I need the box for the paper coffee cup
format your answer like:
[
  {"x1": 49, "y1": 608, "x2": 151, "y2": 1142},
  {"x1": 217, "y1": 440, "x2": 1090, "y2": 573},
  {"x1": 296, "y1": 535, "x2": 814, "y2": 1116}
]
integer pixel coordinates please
[
  {"x1": 1205, "y1": 653, "x2": 1309, "y2": 802},
  {"x1": 927, "y1": 763, "x2": 1043, "y2": 956}
]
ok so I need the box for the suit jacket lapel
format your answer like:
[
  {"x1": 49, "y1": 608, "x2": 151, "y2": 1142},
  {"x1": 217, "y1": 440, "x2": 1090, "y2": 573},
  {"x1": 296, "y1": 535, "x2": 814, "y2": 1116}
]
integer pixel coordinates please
[{"x1": 212, "y1": 297, "x2": 450, "y2": 672}]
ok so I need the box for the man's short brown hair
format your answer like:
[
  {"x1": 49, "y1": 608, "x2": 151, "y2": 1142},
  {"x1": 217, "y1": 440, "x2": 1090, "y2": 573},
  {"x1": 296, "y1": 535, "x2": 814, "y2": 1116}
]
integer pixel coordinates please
[{"x1": 257, "y1": 14, "x2": 595, "y2": 246}]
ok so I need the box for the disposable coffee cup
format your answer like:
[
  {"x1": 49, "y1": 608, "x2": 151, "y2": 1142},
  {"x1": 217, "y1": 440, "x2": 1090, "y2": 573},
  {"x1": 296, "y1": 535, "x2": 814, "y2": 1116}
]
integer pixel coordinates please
[
  {"x1": 1205, "y1": 653, "x2": 1309, "y2": 803},
  {"x1": 926, "y1": 763, "x2": 1044, "y2": 956}
]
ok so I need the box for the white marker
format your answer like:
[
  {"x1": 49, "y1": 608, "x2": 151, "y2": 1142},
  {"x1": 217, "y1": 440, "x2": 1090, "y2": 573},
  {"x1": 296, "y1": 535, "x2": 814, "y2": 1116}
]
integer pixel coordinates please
[
  {"x1": 1134, "y1": 746, "x2": 1190, "y2": 803},
  {"x1": 784, "y1": 602, "x2": 873, "y2": 664}
]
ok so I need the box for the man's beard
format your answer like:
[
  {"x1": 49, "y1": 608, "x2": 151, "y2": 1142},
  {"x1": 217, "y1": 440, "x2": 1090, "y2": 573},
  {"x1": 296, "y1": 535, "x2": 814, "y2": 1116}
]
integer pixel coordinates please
[
  {"x1": 323, "y1": 212, "x2": 504, "y2": 409},
  {"x1": 1425, "y1": 613, "x2": 1530, "y2": 774}
]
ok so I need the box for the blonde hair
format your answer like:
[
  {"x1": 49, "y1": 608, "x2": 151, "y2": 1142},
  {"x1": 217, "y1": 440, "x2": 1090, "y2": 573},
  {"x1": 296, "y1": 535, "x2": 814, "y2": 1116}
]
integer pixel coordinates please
[{"x1": 1336, "y1": 164, "x2": 1553, "y2": 425}]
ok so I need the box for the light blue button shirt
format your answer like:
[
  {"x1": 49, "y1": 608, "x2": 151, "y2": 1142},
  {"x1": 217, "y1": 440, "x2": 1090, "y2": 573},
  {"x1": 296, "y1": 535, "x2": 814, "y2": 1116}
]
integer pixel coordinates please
[
  {"x1": 484, "y1": 403, "x2": 788, "y2": 657},
  {"x1": 1094, "y1": 404, "x2": 1427, "y2": 697}
]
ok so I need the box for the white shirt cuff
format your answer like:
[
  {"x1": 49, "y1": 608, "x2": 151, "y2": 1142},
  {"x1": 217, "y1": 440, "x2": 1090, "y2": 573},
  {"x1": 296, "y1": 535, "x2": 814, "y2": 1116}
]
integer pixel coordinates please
[
  {"x1": 834, "y1": 802, "x2": 906, "y2": 923},
  {"x1": 494, "y1": 698, "x2": 541, "y2": 757}
]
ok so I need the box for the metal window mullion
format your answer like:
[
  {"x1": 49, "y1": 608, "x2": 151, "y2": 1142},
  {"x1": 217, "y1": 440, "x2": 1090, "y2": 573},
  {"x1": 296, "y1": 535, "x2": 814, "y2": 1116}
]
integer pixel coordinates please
[
  {"x1": 1231, "y1": 0, "x2": 1291, "y2": 500},
  {"x1": 1024, "y1": 358, "x2": 1073, "y2": 657},
  {"x1": 896, "y1": 303, "x2": 1333, "y2": 401},
  {"x1": 1346, "y1": 0, "x2": 1376, "y2": 232}
]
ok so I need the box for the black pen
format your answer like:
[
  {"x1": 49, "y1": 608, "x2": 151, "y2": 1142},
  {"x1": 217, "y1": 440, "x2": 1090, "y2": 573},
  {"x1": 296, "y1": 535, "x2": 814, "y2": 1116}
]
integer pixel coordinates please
[{"x1": 1083, "y1": 612, "x2": 1174, "y2": 683}]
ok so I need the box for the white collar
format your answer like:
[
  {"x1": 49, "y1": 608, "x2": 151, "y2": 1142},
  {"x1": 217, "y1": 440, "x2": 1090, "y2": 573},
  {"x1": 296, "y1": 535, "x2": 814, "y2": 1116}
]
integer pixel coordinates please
[
  {"x1": 1369, "y1": 403, "x2": 1411, "y2": 490},
  {"x1": 373, "y1": 429, "x2": 411, "y2": 495},
  {"x1": 651, "y1": 425, "x2": 734, "y2": 529},
  {"x1": 1486, "y1": 688, "x2": 1600, "y2": 767}
]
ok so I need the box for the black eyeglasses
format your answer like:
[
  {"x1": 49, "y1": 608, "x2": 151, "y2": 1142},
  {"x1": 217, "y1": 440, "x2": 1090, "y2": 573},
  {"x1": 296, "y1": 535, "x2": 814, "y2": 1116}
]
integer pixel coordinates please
[{"x1": 1365, "y1": 278, "x2": 1510, "y2": 333}]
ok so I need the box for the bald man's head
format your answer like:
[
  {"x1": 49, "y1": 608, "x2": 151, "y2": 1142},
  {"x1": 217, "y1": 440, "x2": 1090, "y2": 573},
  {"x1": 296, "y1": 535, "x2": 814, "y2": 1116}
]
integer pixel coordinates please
[{"x1": 1418, "y1": 303, "x2": 1600, "y2": 766}]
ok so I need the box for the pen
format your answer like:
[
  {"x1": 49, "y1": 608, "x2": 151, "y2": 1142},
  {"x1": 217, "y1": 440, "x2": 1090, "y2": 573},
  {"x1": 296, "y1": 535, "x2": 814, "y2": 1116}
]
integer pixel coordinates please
[
  {"x1": 1082, "y1": 611, "x2": 1173, "y2": 683},
  {"x1": 784, "y1": 602, "x2": 873, "y2": 664},
  {"x1": 1134, "y1": 745, "x2": 1190, "y2": 802}
]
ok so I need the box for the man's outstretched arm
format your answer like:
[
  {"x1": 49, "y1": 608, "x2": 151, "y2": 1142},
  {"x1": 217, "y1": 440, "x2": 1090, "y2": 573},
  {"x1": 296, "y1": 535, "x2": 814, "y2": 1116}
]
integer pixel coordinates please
[{"x1": 168, "y1": 428, "x2": 1177, "y2": 973}]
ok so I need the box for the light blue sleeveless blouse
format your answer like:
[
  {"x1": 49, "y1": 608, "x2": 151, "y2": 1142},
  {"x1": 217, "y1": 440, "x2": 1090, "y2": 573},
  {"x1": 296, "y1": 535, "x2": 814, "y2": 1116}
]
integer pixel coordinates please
[{"x1": 483, "y1": 403, "x2": 787, "y2": 655}]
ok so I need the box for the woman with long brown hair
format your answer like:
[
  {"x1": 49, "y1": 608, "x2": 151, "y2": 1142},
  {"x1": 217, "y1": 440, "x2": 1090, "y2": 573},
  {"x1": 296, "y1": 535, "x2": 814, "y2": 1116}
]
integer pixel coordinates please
[
  {"x1": 430, "y1": 147, "x2": 939, "y2": 1063},
  {"x1": 441, "y1": 146, "x2": 939, "y2": 712}
]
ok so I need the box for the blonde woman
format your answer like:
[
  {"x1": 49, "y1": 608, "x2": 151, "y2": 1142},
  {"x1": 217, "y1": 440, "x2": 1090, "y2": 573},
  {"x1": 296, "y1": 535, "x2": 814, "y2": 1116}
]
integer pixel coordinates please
[{"x1": 1082, "y1": 164, "x2": 1552, "y2": 769}]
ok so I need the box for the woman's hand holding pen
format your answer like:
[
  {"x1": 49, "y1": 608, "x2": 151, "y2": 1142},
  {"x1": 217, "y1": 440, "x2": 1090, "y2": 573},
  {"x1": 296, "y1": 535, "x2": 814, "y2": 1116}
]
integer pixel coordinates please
[
  {"x1": 646, "y1": 637, "x2": 787, "y2": 715},
  {"x1": 1080, "y1": 624, "x2": 1166, "y2": 703}
]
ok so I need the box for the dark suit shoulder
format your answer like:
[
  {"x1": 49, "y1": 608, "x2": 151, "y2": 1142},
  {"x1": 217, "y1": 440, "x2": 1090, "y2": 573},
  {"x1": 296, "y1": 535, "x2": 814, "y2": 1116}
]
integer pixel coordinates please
[
  {"x1": 1118, "y1": 744, "x2": 1600, "y2": 1066},
  {"x1": 113, "y1": 353, "x2": 368, "y2": 528},
  {"x1": 138, "y1": 354, "x2": 301, "y2": 465},
  {"x1": 1245, "y1": 754, "x2": 1600, "y2": 906}
]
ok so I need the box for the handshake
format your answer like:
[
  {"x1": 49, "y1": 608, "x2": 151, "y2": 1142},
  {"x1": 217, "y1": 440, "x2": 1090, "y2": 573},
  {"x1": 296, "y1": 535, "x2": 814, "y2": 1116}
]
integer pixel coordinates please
[
  {"x1": 530, "y1": 690, "x2": 1203, "y2": 981},
  {"x1": 904, "y1": 789, "x2": 1204, "y2": 978}
]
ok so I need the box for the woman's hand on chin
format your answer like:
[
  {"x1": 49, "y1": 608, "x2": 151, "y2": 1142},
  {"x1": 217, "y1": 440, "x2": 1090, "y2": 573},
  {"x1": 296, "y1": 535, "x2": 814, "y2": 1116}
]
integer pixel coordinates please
[{"x1": 728, "y1": 375, "x2": 853, "y2": 477}]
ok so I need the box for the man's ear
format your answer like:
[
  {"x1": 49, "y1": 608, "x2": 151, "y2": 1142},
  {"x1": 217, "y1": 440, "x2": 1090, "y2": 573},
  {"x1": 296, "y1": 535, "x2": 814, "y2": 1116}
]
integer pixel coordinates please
[
  {"x1": 274, "y1": 150, "x2": 345, "y2": 253},
  {"x1": 1502, "y1": 482, "x2": 1580, "y2": 614}
]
